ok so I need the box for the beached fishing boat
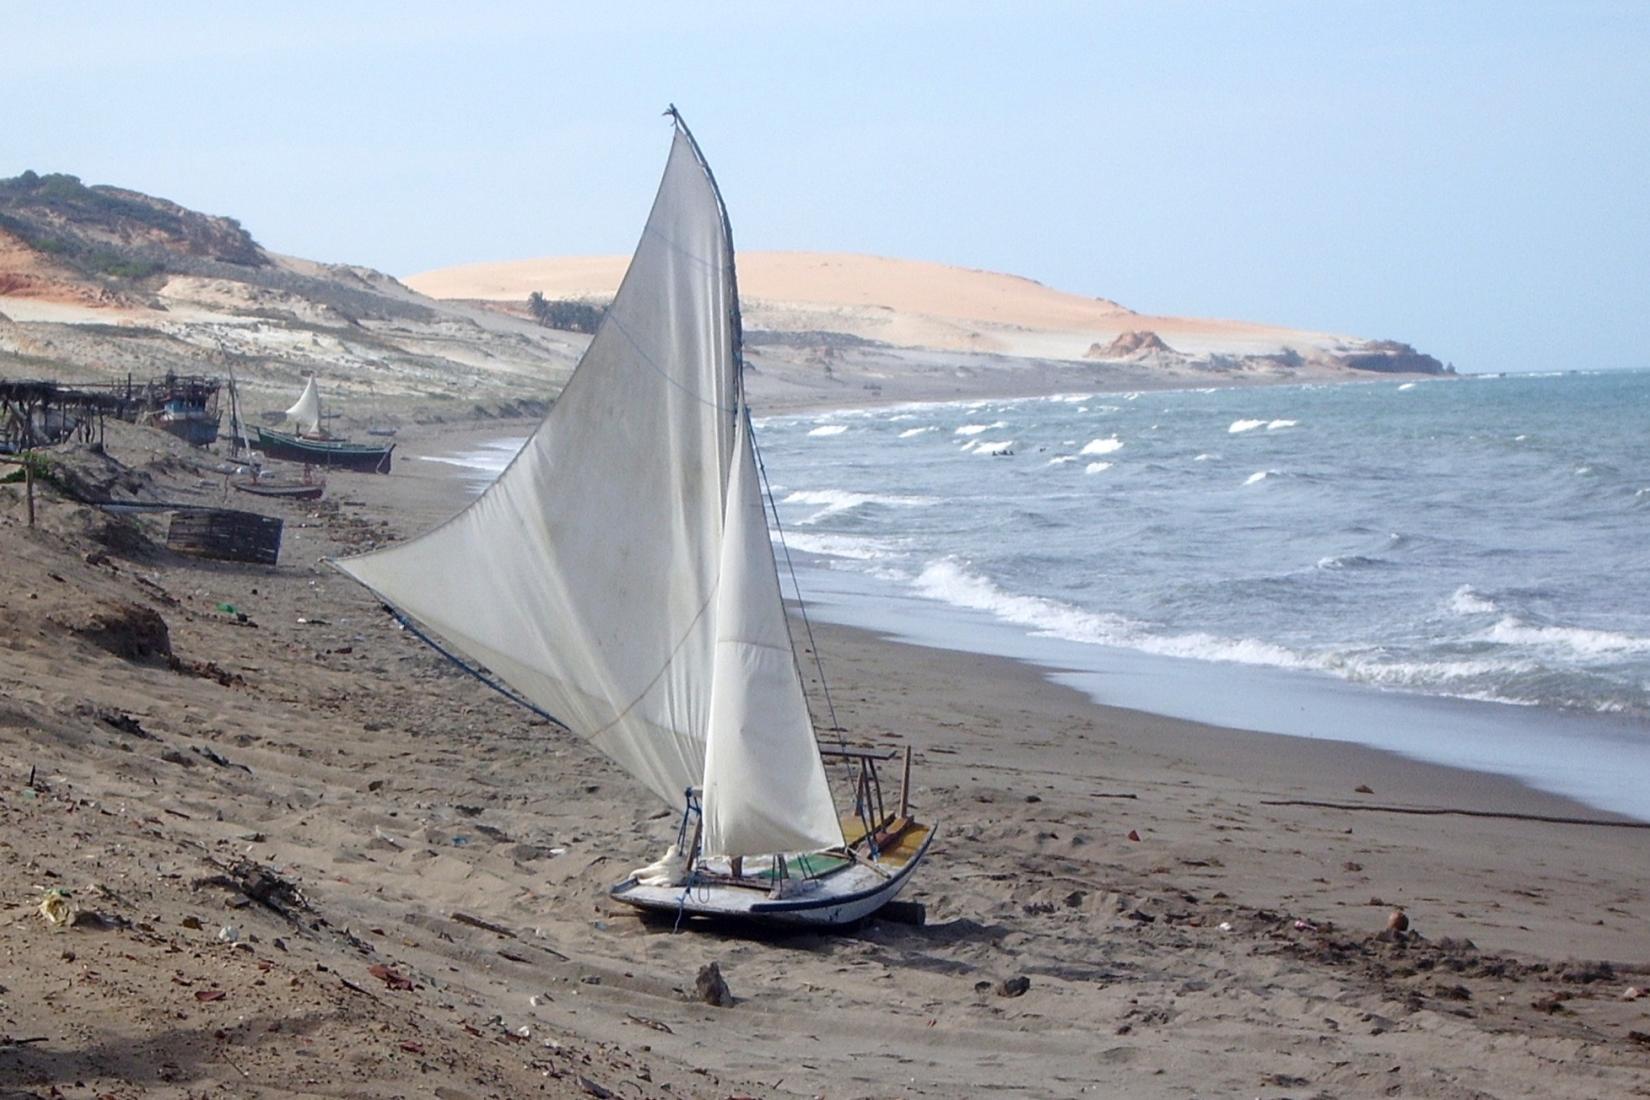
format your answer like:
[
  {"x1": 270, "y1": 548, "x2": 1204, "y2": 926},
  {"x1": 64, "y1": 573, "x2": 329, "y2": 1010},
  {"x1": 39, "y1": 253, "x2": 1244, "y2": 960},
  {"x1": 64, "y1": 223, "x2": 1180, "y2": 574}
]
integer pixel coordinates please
[
  {"x1": 250, "y1": 427, "x2": 394, "y2": 472},
  {"x1": 144, "y1": 374, "x2": 221, "y2": 446},
  {"x1": 230, "y1": 473, "x2": 325, "y2": 501},
  {"x1": 251, "y1": 376, "x2": 393, "y2": 472},
  {"x1": 333, "y1": 110, "x2": 933, "y2": 928}
]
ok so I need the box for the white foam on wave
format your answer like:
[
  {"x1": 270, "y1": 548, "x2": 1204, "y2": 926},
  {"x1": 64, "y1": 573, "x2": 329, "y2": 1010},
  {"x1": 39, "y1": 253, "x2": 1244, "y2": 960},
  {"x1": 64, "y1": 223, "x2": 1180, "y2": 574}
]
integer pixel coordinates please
[
  {"x1": 912, "y1": 559, "x2": 1310, "y2": 669},
  {"x1": 1047, "y1": 455, "x2": 1077, "y2": 466},
  {"x1": 1398, "y1": 382, "x2": 1416, "y2": 391},
  {"x1": 886, "y1": 413, "x2": 918, "y2": 422},
  {"x1": 417, "y1": 436, "x2": 528, "y2": 478},
  {"x1": 1267, "y1": 419, "x2": 1297, "y2": 430},
  {"x1": 1243, "y1": 470, "x2": 1274, "y2": 486},
  {"x1": 1193, "y1": 453, "x2": 1216, "y2": 462},
  {"x1": 1084, "y1": 461, "x2": 1112, "y2": 475},
  {"x1": 1330, "y1": 652, "x2": 1537, "y2": 686},
  {"x1": 1229, "y1": 419, "x2": 1266, "y2": 433},
  {"x1": 1315, "y1": 554, "x2": 1381, "y2": 570},
  {"x1": 783, "y1": 488, "x2": 934, "y2": 524},
  {"x1": 1080, "y1": 436, "x2": 1123, "y2": 456},
  {"x1": 1322, "y1": 652, "x2": 1545, "y2": 707},
  {"x1": 1448, "y1": 585, "x2": 1498, "y2": 615},
  {"x1": 777, "y1": 530, "x2": 898, "y2": 562},
  {"x1": 1484, "y1": 617, "x2": 1650, "y2": 658},
  {"x1": 1046, "y1": 393, "x2": 1093, "y2": 404},
  {"x1": 955, "y1": 422, "x2": 1005, "y2": 436},
  {"x1": 898, "y1": 426, "x2": 935, "y2": 438},
  {"x1": 974, "y1": 440, "x2": 1015, "y2": 456},
  {"x1": 807, "y1": 424, "x2": 849, "y2": 437},
  {"x1": 905, "y1": 561, "x2": 1637, "y2": 711}
]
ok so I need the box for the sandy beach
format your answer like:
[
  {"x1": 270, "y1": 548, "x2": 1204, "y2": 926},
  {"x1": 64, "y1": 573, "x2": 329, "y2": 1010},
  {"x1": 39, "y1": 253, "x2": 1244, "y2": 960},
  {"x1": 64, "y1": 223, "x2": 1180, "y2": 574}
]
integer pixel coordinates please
[{"x1": 1, "y1": 417, "x2": 1647, "y2": 1099}]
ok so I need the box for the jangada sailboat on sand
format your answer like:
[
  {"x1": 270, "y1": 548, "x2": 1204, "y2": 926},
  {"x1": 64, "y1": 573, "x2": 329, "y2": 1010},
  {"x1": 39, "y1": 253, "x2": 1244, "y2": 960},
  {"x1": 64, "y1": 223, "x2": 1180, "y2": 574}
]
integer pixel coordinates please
[
  {"x1": 333, "y1": 110, "x2": 934, "y2": 927},
  {"x1": 253, "y1": 376, "x2": 395, "y2": 473}
]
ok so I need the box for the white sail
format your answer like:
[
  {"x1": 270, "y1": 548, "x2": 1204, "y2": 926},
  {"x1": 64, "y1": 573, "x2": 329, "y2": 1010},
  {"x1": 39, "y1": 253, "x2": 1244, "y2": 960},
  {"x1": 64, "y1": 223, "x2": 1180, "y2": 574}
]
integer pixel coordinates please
[
  {"x1": 285, "y1": 377, "x2": 322, "y2": 435},
  {"x1": 701, "y1": 414, "x2": 843, "y2": 856},
  {"x1": 334, "y1": 126, "x2": 844, "y2": 858}
]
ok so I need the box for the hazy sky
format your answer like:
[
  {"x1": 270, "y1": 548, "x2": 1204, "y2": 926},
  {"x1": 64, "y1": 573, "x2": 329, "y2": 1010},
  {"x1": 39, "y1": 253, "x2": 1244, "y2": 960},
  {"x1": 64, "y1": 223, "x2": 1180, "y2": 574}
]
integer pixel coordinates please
[{"x1": 8, "y1": 2, "x2": 1647, "y2": 372}]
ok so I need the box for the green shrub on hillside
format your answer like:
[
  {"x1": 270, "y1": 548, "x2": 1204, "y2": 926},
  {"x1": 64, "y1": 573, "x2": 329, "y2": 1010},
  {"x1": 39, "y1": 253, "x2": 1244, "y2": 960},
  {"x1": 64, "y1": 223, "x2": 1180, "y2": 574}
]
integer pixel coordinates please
[{"x1": 527, "y1": 291, "x2": 606, "y2": 334}]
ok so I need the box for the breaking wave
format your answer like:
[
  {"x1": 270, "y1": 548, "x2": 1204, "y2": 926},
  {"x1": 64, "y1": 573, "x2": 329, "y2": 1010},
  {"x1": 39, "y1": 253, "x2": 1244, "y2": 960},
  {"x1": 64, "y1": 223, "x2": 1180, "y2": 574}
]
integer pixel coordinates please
[
  {"x1": 1315, "y1": 554, "x2": 1386, "y2": 570},
  {"x1": 783, "y1": 488, "x2": 934, "y2": 524},
  {"x1": 778, "y1": 531, "x2": 898, "y2": 562},
  {"x1": 1483, "y1": 617, "x2": 1650, "y2": 658},
  {"x1": 913, "y1": 560, "x2": 1310, "y2": 669},
  {"x1": 1448, "y1": 585, "x2": 1498, "y2": 615}
]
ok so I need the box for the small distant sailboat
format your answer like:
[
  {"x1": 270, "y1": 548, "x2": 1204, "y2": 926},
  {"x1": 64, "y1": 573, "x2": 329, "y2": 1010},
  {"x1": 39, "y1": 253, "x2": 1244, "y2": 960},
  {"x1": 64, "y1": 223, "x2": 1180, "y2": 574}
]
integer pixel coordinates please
[
  {"x1": 224, "y1": 370, "x2": 325, "y2": 500},
  {"x1": 333, "y1": 110, "x2": 934, "y2": 927},
  {"x1": 253, "y1": 376, "x2": 395, "y2": 473}
]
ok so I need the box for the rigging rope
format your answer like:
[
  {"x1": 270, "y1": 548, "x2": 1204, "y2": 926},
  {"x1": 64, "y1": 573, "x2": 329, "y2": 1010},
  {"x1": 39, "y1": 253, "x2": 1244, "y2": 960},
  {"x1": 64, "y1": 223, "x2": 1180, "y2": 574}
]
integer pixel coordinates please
[
  {"x1": 750, "y1": 424, "x2": 845, "y2": 746},
  {"x1": 377, "y1": 603, "x2": 566, "y2": 728},
  {"x1": 750, "y1": 422, "x2": 878, "y2": 851}
]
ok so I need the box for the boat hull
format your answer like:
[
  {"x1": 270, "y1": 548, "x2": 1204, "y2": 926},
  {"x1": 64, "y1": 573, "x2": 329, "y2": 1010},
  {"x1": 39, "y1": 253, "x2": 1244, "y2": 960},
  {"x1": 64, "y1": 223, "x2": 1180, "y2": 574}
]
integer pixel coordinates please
[
  {"x1": 609, "y1": 825, "x2": 935, "y2": 928},
  {"x1": 157, "y1": 415, "x2": 220, "y2": 446},
  {"x1": 252, "y1": 427, "x2": 394, "y2": 473},
  {"x1": 231, "y1": 479, "x2": 325, "y2": 501}
]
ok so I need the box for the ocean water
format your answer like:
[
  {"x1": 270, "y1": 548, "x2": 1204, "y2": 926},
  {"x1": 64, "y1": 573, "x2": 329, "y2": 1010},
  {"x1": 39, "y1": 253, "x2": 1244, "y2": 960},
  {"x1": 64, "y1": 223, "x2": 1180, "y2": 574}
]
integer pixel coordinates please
[{"x1": 433, "y1": 369, "x2": 1650, "y2": 818}]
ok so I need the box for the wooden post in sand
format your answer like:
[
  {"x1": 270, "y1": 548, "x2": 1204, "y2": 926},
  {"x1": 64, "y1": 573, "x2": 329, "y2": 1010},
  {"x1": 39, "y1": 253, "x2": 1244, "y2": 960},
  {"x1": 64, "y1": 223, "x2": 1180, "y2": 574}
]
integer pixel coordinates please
[
  {"x1": 23, "y1": 454, "x2": 34, "y2": 528},
  {"x1": 898, "y1": 745, "x2": 912, "y2": 819}
]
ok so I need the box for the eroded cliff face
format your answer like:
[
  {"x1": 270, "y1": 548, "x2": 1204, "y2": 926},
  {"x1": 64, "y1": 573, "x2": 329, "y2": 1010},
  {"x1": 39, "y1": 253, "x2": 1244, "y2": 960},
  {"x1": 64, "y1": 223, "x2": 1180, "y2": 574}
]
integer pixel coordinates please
[
  {"x1": 1076, "y1": 327, "x2": 1451, "y2": 378},
  {"x1": 1335, "y1": 340, "x2": 1451, "y2": 374},
  {"x1": 0, "y1": 172, "x2": 267, "y2": 281},
  {"x1": 1087, "y1": 329, "x2": 1176, "y2": 359},
  {"x1": 0, "y1": 226, "x2": 134, "y2": 306}
]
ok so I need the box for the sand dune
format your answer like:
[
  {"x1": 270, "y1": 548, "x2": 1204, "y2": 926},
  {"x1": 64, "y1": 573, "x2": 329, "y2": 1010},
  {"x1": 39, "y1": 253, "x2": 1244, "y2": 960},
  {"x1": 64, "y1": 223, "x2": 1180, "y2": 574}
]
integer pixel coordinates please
[{"x1": 408, "y1": 251, "x2": 1346, "y2": 359}]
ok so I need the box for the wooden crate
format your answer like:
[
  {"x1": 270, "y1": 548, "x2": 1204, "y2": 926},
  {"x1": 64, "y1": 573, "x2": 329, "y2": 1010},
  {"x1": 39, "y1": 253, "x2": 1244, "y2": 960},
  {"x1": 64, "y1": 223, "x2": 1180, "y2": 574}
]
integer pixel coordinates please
[{"x1": 166, "y1": 508, "x2": 283, "y2": 566}]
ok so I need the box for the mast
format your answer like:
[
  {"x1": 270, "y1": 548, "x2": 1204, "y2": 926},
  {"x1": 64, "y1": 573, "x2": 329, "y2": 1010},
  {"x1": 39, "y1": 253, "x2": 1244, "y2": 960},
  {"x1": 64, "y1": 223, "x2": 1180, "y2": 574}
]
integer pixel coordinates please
[{"x1": 664, "y1": 108, "x2": 846, "y2": 760}]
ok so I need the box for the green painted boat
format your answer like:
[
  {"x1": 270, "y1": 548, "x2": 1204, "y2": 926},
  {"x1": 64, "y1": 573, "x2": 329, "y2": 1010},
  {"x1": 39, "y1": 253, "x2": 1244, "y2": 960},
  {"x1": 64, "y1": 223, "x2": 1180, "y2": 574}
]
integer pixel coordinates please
[{"x1": 251, "y1": 426, "x2": 394, "y2": 473}]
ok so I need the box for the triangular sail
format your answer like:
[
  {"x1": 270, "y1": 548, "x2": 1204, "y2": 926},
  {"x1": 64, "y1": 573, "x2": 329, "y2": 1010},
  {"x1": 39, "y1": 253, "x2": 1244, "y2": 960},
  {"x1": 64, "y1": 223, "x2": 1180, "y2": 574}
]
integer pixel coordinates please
[
  {"x1": 334, "y1": 124, "x2": 843, "y2": 858},
  {"x1": 285, "y1": 377, "x2": 321, "y2": 435},
  {"x1": 701, "y1": 413, "x2": 843, "y2": 856}
]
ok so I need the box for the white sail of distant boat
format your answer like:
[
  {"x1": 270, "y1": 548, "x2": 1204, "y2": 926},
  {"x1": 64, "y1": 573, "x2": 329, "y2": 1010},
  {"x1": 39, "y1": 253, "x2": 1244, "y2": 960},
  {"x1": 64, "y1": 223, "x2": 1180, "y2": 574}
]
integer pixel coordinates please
[
  {"x1": 334, "y1": 113, "x2": 931, "y2": 925},
  {"x1": 285, "y1": 376, "x2": 322, "y2": 436}
]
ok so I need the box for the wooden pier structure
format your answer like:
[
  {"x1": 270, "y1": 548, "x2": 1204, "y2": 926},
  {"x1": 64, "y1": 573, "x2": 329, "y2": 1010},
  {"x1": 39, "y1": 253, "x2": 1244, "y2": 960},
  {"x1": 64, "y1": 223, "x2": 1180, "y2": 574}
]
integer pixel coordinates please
[{"x1": 0, "y1": 374, "x2": 222, "y2": 452}]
